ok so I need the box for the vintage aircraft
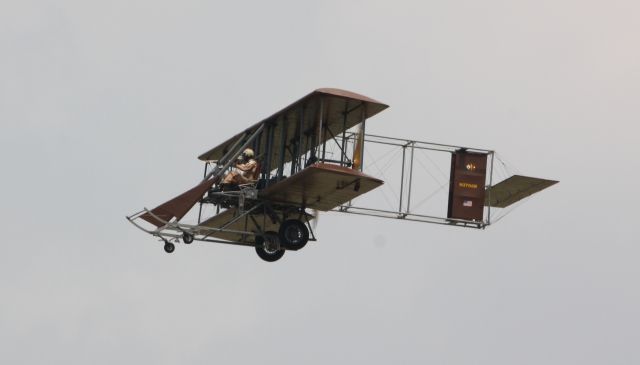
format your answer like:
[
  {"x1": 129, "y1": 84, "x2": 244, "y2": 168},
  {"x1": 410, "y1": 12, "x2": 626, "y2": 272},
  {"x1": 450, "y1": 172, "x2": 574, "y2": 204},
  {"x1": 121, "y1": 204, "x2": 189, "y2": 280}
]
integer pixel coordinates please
[{"x1": 127, "y1": 88, "x2": 557, "y2": 262}]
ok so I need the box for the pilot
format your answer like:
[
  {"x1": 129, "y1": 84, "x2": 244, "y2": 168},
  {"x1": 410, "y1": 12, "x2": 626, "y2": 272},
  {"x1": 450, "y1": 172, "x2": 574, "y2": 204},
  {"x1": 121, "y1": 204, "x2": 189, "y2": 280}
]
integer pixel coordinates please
[{"x1": 222, "y1": 148, "x2": 259, "y2": 185}]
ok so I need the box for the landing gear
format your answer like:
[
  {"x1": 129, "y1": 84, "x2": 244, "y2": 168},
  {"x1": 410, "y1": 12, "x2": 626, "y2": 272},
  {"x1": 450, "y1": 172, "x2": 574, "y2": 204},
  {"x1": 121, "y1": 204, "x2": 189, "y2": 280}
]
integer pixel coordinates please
[
  {"x1": 278, "y1": 219, "x2": 309, "y2": 250},
  {"x1": 255, "y1": 231, "x2": 285, "y2": 262},
  {"x1": 182, "y1": 232, "x2": 194, "y2": 244},
  {"x1": 163, "y1": 241, "x2": 175, "y2": 253}
]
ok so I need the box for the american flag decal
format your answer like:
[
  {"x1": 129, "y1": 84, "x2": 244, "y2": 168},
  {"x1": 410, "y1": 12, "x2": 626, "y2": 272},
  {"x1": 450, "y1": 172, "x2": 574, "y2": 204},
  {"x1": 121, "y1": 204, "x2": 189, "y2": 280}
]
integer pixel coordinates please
[{"x1": 463, "y1": 200, "x2": 473, "y2": 207}]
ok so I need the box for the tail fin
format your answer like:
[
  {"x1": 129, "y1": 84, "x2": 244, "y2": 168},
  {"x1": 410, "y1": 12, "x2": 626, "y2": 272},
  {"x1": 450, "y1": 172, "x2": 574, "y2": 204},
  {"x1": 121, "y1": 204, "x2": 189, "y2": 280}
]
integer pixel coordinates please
[{"x1": 140, "y1": 179, "x2": 216, "y2": 227}]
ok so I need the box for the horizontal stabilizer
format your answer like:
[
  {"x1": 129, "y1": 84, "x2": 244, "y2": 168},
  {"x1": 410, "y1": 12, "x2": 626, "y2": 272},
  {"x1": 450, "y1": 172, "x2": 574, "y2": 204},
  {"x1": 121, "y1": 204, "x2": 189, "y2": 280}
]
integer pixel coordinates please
[
  {"x1": 486, "y1": 175, "x2": 558, "y2": 208},
  {"x1": 141, "y1": 179, "x2": 215, "y2": 227}
]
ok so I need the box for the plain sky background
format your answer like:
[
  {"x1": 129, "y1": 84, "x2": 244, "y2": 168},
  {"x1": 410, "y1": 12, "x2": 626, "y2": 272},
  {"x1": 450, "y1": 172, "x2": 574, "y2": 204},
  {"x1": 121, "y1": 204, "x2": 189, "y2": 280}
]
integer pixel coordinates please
[{"x1": 1, "y1": 0, "x2": 638, "y2": 364}]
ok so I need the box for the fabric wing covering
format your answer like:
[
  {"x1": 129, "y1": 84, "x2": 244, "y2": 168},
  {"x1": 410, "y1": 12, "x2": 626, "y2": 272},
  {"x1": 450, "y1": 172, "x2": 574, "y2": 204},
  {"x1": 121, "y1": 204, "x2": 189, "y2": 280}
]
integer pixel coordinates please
[
  {"x1": 260, "y1": 163, "x2": 384, "y2": 211},
  {"x1": 485, "y1": 175, "x2": 558, "y2": 208},
  {"x1": 196, "y1": 88, "x2": 389, "y2": 168}
]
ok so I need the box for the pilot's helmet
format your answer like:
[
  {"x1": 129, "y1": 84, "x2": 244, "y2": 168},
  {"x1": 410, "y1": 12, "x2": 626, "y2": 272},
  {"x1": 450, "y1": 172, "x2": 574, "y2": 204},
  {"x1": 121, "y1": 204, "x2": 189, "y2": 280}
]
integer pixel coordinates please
[{"x1": 242, "y1": 148, "x2": 255, "y2": 159}]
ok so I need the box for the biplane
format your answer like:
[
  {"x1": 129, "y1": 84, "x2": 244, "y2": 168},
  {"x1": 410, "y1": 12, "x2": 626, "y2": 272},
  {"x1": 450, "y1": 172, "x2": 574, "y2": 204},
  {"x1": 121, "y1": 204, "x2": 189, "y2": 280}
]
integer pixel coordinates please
[{"x1": 127, "y1": 88, "x2": 558, "y2": 262}]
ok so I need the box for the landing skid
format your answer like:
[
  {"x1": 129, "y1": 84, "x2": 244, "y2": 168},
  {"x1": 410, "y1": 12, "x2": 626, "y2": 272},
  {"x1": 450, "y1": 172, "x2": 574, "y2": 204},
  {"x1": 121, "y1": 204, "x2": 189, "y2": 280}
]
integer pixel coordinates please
[{"x1": 126, "y1": 194, "x2": 316, "y2": 262}]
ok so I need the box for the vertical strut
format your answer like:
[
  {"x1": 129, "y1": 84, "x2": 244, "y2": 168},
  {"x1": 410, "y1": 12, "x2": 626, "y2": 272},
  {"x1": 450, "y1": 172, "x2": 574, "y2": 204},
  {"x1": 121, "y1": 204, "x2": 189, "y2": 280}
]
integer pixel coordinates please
[
  {"x1": 487, "y1": 151, "x2": 495, "y2": 226},
  {"x1": 406, "y1": 141, "x2": 415, "y2": 214},
  {"x1": 317, "y1": 98, "x2": 324, "y2": 162},
  {"x1": 340, "y1": 100, "x2": 348, "y2": 166},
  {"x1": 398, "y1": 145, "x2": 406, "y2": 215},
  {"x1": 198, "y1": 162, "x2": 209, "y2": 224},
  {"x1": 266, "y1": 122, "x2": 275, "y2": 186},
  {"x1": 277, "y1": 117, "x2": 287, "y2": 180},
  {"x1": 359, "y1": 105, "x2": 366, "y2": 171},
  {"x1": 297, "y1": 107, "x2": 303, "y2": 173},
  {"x1": 321, "y1": 107, "x2": 328, "y2": 163},
  {"x1": 291, "y1": 107, "x2": 302, "y2": 176}
]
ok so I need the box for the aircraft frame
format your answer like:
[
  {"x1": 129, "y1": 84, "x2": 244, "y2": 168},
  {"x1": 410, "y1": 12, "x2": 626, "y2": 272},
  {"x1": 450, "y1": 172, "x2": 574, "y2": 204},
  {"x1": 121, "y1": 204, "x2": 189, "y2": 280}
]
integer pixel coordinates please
[{"x1": 126, "y1": 88, "x2": 557, "y2": 261}]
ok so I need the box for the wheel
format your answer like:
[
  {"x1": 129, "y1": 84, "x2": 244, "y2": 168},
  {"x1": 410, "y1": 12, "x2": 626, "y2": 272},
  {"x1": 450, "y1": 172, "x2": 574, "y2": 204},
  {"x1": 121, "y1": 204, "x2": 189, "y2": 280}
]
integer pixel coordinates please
[
  {"x1": 278, "y1": 219, "x2": 309, "y2": 250},
  {"x1": 255, "y1": 231, "x2": 285, "y2": 262},
  {"x1": 182, "y1": 232, "x2": 194, "y2": 244},
  {"x1": 164, "y1": 242, "x2": 175, "y2": 254}
]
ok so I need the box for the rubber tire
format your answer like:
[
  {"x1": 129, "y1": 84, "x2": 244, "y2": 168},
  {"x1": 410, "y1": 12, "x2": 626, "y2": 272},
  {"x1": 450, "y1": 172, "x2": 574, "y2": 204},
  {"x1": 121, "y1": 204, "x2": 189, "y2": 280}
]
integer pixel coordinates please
[
  {"x1": 182, "y1": 232, "x2": 194, "y2": 244},
  {"x1": 255, "y1": 232, "x2": 285, "y2": 262},
  {"x1": 278, "y1": 219, "x2": 309, "y2": 250},
  {"x1": 164, "y1": 242, "x2": 175, "y2": 253}
]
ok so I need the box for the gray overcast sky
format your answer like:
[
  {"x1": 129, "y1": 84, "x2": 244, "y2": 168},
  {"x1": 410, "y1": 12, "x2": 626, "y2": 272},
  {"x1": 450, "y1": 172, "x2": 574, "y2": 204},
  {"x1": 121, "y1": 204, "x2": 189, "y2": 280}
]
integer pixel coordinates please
[{"x1": 1, "y1": 0, "x2": 638, "y2": 364}]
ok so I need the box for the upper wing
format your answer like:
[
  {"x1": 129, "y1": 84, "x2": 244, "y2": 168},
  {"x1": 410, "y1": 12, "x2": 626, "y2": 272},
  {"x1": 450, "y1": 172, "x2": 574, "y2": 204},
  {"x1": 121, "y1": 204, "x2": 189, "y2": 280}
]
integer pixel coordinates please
[{"x1": 197, "y1": 88, "x2": 389, "y2": 169}]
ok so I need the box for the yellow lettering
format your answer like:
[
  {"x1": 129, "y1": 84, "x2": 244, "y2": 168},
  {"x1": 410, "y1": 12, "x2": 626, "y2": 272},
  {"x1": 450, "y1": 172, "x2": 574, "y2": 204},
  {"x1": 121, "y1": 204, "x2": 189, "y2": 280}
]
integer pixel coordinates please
[{"x1": 458, "y1": 182, "x2": 478, "y2": 189}]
